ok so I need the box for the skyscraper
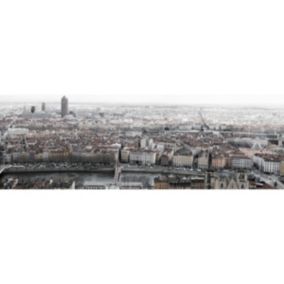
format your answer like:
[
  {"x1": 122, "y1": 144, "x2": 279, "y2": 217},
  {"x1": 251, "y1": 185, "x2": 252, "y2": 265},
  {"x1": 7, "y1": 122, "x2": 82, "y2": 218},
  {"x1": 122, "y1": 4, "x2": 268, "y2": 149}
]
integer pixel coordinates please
[
  {"x1": 61, "y1": 96, "x2": 69, "y2": 117},
  {"x1": 41, "y1": 102, "x2": 46, "y2": 112}
]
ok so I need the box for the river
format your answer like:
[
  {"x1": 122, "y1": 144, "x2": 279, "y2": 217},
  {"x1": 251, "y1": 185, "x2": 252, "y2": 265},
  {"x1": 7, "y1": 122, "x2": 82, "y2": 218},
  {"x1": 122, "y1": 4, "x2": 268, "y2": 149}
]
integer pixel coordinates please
[{"x1": 0, "y1": 172, "x2": 159, "y2": 189}]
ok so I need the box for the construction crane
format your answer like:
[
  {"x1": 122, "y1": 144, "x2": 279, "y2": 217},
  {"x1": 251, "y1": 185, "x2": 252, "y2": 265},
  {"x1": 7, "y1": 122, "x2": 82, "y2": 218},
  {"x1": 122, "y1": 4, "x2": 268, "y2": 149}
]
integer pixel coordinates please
[{"x1": 198, "y1": 108, "x2": 210, "y2": 131}]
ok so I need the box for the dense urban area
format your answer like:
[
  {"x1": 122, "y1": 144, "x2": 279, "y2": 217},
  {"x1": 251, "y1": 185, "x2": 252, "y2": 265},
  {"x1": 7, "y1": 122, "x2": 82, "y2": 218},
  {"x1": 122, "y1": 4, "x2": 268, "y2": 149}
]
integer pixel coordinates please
[{"x1": 1, "y1": 96, "x2": 284, "y2": 189}]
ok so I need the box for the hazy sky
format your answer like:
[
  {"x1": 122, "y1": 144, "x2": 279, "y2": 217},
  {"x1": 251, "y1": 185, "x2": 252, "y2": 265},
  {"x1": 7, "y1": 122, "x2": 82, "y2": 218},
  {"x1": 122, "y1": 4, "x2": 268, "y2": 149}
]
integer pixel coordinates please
[{"x1": 0, "y1": 0, "x2": 284, "y2": 105}]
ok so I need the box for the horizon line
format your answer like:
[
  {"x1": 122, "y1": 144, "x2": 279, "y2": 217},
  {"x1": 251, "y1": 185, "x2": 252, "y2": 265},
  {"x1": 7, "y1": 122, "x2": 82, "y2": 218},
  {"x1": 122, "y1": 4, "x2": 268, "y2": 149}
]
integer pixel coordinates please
[{"x1": 1, "y1": 100, "x2": 284, "y2": 108}]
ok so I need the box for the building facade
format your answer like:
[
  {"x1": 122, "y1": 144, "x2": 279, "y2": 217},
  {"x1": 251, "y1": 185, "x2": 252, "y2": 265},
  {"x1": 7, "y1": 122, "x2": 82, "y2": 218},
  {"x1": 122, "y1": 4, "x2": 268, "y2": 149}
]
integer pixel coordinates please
[
  {"x1": 129, "y1": 151, "x2": 156, "y2": 165},
  {"x1": 172, "y1": 148, "x2": 193, "y2": 167},
  {"x1": 253, "y1": 154, "x2": 281, "y2": 174},
  {"x1": 172, "y1": 154, "x2": 193, "y2": 167},
  {"x1": 231, "y1": 156, "x2": 253, "y2": 170},
  {"x1": 211, "y1": 155, "x2": 227, "y2": 169},
  {"x1": 120, "y1": 148, "x2": 130, "y2": 163},
  {"x1": 280, "y1": 161, "x2": 284, "y2": 176},
  {"x1": 198, "y1": 152, "x2": 209, "y2": 169}
]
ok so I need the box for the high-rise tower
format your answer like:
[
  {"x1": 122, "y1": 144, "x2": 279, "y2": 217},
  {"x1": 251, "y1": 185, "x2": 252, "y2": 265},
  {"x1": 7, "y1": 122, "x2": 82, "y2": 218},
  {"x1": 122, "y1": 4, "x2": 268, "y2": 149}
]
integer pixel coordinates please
[
  {"x1": 61, "y1": 96, "x2": 69, "y2": 117},
  {"x1": 41, "y1": 102, "x2": 46, "y2": 112}
]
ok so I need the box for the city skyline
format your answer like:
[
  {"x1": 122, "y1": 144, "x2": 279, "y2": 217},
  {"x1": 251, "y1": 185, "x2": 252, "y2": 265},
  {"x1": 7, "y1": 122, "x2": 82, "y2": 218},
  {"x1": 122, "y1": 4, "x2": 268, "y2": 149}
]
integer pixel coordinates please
[
  {"x1": 1, "y1": 1, "x2": 284, "y2": 106},
  {"x1": 1, "y1": 94, "x2": 284, "y2": 106},
  {"x1": 1, "y1": 100, "x2": 284, "y2": 189}
]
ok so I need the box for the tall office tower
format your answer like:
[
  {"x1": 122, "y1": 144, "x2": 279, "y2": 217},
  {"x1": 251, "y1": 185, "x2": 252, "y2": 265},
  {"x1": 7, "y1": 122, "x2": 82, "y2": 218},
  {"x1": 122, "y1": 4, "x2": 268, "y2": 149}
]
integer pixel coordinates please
[
  {"x1": 31, "y1": 106, "x2": 36, "y2": 113},
  {"x1": 41, "y1": 102, "x2": 46, "y2": 112},
  {"x1": 61, "y1": 96, "x2": 69, "y2": 117}
]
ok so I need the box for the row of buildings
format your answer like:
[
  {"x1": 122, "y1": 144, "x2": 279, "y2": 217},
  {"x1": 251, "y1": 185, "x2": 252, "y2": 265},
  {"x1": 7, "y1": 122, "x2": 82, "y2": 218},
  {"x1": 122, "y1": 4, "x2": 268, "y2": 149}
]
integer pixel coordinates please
[
  {"x1": 3, "y1": 150, "x2": 117, "y2": 165},
  {"x1": 2, "y1": 126, "x2": 284, "y2": 176},
  {"x1": 120, "y1": 137, "x2": 284, "y2": 175}
]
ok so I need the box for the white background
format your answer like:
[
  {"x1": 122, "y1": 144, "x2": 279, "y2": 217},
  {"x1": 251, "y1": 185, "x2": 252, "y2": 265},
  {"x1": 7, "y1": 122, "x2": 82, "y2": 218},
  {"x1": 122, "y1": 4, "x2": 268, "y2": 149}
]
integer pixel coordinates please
[
  {"x1": 0, "y1": 0, "x2": 284, "y2": 105},
  {"x1": 1, "y1": 1, "x2": 284, "y2": 284},
  {"x1": 1, "y1": 191, "x2": 284, "y2": 284}
]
